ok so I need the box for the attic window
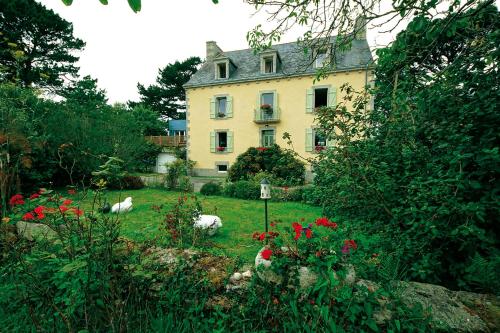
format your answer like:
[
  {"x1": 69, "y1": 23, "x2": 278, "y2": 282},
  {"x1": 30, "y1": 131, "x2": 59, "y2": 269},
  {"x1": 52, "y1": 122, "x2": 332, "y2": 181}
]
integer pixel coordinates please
[
  {"x1": 260, "y1": 52, "x2": 277, "y2": 74},
  {"x1": 215, "y1": 61, "x2": 229, "y2": 79},
  {"x1": 315, "y1": 49, "x2": 329, "y2": 68}
]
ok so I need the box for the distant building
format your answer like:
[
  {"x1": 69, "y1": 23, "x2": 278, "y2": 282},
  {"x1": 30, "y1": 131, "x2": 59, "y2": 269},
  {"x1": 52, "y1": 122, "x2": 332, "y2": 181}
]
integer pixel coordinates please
[
  {"x1": 168, "y1": 119, "x2": 186, "y2": 137},
  {"x1": 184, "y1": 27, "x2": 372, "y2": 179}
]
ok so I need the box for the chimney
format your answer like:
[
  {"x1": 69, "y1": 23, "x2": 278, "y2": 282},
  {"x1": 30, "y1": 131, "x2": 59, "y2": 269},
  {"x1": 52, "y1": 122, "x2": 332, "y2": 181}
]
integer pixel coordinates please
[
  {"x1": 206, "y1": 41, "x2": 223, "y2": 61},
  {"x1": 354, "y1": 16, "x2": 366, "y2": 40}
]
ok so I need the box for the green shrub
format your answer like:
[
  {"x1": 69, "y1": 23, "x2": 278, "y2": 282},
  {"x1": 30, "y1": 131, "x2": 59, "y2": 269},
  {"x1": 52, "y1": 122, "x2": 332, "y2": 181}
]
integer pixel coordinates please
[
  {"x1": 223, "y1": 181, "x2": 260, "y2": 200},
  {"x1": 200, "y1": 182, "x2": 222, "y2": 196},
  {"x1": 177, "y1": 175, "x2": 193, "y2": 193},
  {"x1": 228, "y1": 145, "x2": 305, "y2": 186},
  {"x1": 165, "y1": 159, "x2": 195, "y2": 190}
]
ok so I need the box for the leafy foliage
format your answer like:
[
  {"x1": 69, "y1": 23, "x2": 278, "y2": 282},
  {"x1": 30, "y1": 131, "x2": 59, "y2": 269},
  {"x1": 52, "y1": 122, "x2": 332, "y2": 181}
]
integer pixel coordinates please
[
  {"x1": 228, "y1": 145, "x2": 306, "y2": 186},
  {"x1": 200, "y1": 182, "x2": 222, "y2": 196},
  {"x1": 0, "y1": 0, "x2": 85, "y2": 91},
  {"x1": 223, "y1": 180, "x2": 261, "y2": 200},
  {"x1": 134, "y1": 57, "x2": 202, "y2": 119},
  {"x1": 311, "y1": 4, "x2": 500, "y2": 291}
]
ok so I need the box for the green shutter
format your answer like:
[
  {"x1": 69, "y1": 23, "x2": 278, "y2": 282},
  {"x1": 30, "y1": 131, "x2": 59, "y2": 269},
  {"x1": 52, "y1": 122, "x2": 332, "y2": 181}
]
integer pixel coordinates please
[
  {"x1": 226, "y1": 96, "x2": 233, "y2": 118},
  {"x1": 227, "y1": 131, "x2": 234, "y2": 153},
  {"x1": 210, "y1": 97, "x2": 216, "y2": 119},
  {"x1": 273, "y1": 91, "x2": 278, "y2": 113},
  {"x1": 328, "y1": 87, "x2": 337, "y2": 108},
  {"x1": 306, "y1": 88, "x2": 314, "y2": 113},
  {"x1": 210, "y1": 132, "x2": 216, "y2": 152},
  {"x1": 305, "y1": 128, "x2": 313, "y2": 152}
]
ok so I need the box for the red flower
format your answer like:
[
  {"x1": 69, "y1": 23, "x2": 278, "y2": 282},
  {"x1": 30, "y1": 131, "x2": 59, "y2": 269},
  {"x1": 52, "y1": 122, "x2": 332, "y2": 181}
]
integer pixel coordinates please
[
  {"x1": 305, "y1": 228, "x2": 312, "y2": 239},
  {"x1": 59, "y1": 205, "x2": 69, "y2": 213},
  {"x1": 342, "y1": 240, "x2": 357, "y2": 254},
  {"x1": 261, "y1": 249, "x2": 272, "y2": 260},
  {"x1": 36, "y1": 212, "x2": 45, "y2": 220},
  {"x1": 258, "y1": 232, "x2": 266, "y2": 241},
  {"x1": 256, "y1": 147, "x2": 268, "y2": 151},
  {"x1": 67, "y1": 189, "x2": 76, "y2": 195},
  {"x1": 62, "y1": 199, "x2": 72, "y2": 206},
  {"x1": 72, "y1": 208, "x2": 84, "y2": 217},
  {"x1": 22, "y1": 212, "x2": 35, "y2": 221},
  {"x1": 9, "y1": 194, "x2": 24, "y2": 206},
  {"x1": 34, "y1": 206, "x2": 46, "y2": 215},
  {"x1": 292, "y1": 222, "x2": 303, "y2": 240},
  {"x1": 315, "y1": 217, "x2": 338, "y2": 229},
  {"x1": 216, "y1": 146, "x2": 226, "y2": 152},
  {"x1": 252, "y1": 232, "x2": 260, "y2": 240},
  {"x1": 29, "y1": 193, "x2": 40, "y2": 200}
]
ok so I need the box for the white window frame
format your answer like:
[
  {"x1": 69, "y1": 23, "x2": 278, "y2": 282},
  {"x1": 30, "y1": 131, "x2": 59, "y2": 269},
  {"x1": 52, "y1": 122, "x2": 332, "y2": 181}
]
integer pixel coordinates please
[
  {"x1": 214, "y1": 59, "x2": 229, "y2": 79},
  {"x1": 260, "y1": 128, "x2": 276, "y2": 147},
  {"x1": 314, "y1": 46, "x2": 331, "y2": 68},
  {"x1": 216, "y1": 96, "x2": 227, "y2": 118},
  {"x1": 260, "y1": 52, "x2": 277, "y2": 74}
]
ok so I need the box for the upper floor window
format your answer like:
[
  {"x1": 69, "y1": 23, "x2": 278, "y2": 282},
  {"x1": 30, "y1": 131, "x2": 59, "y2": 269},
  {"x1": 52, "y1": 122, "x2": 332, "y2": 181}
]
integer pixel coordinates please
[
  {"x1": 261, "y1": 92, "x2": 274, "y2": 109},
  {"x1": 260, "y1": 52, "x2": 278, "y2": 74},
  {"x1": 214, "y1": 59, "x2": 229, "y2": 79},
  {"x1": 314, "y1": 48, "x2": 330, "y2": 68},
  {"x1": 314, "y1": 87, "x2": 328, "y2": 108},
  {"x1": 216, "y1": 97, "x2": 227, "y2": 118}
]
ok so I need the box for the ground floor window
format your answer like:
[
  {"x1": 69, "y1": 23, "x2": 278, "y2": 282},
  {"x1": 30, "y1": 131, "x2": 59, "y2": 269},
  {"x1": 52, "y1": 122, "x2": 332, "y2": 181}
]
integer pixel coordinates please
[
  {"x1": 261, "y1": 129, "x2": 275, "y2": 147},
  {"x1": 217, "y1": 164, "x2": 228, "y2": 173}
]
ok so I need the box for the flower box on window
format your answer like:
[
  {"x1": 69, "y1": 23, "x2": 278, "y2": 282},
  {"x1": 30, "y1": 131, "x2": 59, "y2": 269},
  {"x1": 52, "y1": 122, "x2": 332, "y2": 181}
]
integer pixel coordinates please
[
  {"x1": 216, "y1": 146, "x2": 226, "y2": 152},
  {"x1": 256, "y1": 147, "x2": 268, "y2": 152},
  {"x1": 260, "y1": 104, "x2": 273, "y2": 113},
  {"x1": 315, "y1": 145, "x2": 326, "y2": 152}
]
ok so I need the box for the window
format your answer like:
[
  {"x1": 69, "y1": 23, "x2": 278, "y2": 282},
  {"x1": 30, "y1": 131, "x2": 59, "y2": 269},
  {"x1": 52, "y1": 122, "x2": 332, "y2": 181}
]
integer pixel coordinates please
[
  {"x1": 264, "y1": 57, "x2": 274, "y2": 73},
  {"x1": 175, "y1": 130, "x2": 186, "y2": 136},
  {"x1": 314, "y1": 130, "x2": 326, "y2": 150},
  {"x1": 217, "y1": 132, "x2": 227, "y2": 149},
  {"x1": 315, "y1": 50, "x2": 328, "y2": 68},
  {"x1": 261, "y1": 129, "x2": 275, "y2": 147},
  {"x1": 217, "y1": 164, "x2": 228, "y2": 173},
  {"x1": 261, "y1": 92, "x2": 274, "y2": 109},
  {"x1": 314, "y1": 88, "x2": 328, "y2": 108},
  {"x1": 216, "y1": 97, "x2": 227, "y2": 118},
  {"x1": 216, "y1": 62, "x2": 227, "y2": 79}
]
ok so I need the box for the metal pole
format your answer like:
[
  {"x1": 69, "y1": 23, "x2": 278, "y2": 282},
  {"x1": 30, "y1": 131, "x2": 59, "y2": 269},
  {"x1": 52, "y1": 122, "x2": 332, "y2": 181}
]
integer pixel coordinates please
[{"x1": 265, "y1": 198, "x2": 268, "y2": 232}]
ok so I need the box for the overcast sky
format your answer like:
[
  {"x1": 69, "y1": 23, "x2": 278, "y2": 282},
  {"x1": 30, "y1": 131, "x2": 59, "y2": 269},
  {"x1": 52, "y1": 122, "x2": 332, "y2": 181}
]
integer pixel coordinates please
[{"x1": 36, "y1": 0, "x2": 409, "y2": 104}]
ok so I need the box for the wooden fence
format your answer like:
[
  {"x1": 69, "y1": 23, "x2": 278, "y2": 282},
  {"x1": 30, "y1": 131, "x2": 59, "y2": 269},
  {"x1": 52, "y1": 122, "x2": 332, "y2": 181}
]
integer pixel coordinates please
[{"x1": 145, "y1": 135, "x2": 186, "y2": 147}]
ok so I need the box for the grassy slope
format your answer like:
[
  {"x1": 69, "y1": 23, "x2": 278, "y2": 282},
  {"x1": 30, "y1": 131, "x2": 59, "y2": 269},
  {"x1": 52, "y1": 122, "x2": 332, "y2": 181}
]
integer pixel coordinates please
[{"x1": 83, "y1": 188, "x2": 322, "y2": 262}]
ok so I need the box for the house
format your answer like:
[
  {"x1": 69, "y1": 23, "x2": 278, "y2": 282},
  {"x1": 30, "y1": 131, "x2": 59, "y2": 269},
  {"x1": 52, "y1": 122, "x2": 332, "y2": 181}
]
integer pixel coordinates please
[
  {"x1": 168, "y1": 119, "x2": 186, "y2": 137},
  {"x1": 184, "y1": 25, "x2": 373, "y2": 179}
]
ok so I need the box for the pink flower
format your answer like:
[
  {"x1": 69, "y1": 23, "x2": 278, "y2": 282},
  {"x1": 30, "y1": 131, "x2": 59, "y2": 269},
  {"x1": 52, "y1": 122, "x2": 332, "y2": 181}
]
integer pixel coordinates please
[{"x1": 261, "y1": 249, "x2": 272, "y2": 260}]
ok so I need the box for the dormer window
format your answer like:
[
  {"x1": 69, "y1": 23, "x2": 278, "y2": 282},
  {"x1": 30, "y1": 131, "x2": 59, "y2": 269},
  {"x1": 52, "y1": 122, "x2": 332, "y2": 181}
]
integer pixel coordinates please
[
  {"x1": 260, "y1": 51, "x2": 278, "y2": 74},
  {"x1": 314, "y1": 47, "x2": 331, "y2": 68},
  {"x1": 214, "y1": 59, "x2": 229, "y2": 79}
]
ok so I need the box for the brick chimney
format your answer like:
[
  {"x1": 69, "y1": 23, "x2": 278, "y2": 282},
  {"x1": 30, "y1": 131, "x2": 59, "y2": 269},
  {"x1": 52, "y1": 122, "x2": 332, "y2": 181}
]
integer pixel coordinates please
[
  {"x1": 206, "y1": 41, "x2": 223, "y2": 61},
  {"x1": 354, "y1": 16, "x2": 366, "y2": 40}
]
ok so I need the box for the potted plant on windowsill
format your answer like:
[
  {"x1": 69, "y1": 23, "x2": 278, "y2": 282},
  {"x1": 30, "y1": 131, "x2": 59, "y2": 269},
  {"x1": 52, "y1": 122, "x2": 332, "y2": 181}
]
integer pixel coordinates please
[
  {"x1": 217, "y1": 112, "x2": 226, "y2": 118},
  {"x1": 216, "y1": 146, "x2": 226, "y2": 152},
  {"x1": 315, "y1": 145, "x2": 326, "y2": 152},
  {"x1": 253, "y1": 217, "x2": 357, "y2": 289},
  {"x1": 260, "y1": 104, "x2": 273, "y2": 114}
]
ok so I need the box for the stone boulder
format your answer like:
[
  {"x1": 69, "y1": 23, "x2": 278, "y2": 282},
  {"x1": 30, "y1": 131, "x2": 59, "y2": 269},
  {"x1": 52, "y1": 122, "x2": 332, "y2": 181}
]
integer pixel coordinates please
[{"x1": 16, "y1": 221, "x2": 58, "y2": 241}]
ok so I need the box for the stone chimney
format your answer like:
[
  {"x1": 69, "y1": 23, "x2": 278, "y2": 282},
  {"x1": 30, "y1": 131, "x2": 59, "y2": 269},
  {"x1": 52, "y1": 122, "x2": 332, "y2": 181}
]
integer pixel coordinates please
[
  {"x1": 206, "y1": 41, "x2": 223, "y2": 61},
  {"x1": 354, "y1": 16, "x2": 367, "y2": 40}
]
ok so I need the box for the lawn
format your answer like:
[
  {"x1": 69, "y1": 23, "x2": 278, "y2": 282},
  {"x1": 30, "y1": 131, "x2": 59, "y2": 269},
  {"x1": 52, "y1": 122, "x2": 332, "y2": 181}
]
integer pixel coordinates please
[{"x1": 82, "y1": 188, "x2": 323, "y2": 262}]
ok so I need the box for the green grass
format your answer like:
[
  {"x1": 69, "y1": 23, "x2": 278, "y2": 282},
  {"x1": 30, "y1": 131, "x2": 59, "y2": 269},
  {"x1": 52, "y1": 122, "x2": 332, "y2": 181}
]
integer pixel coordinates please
[{"x1": 82, "y1": 188, "x2": 322, "y2": 262}]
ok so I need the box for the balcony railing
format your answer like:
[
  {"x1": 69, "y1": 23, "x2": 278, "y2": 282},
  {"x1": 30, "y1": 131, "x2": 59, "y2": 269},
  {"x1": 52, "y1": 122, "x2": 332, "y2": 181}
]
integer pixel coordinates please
[
  {"x1": 145, "y1": 135, "x2": 186, "y2": 147},
  {"x1": 254, "y1": 108, "x2": 280, "y2": 123}
]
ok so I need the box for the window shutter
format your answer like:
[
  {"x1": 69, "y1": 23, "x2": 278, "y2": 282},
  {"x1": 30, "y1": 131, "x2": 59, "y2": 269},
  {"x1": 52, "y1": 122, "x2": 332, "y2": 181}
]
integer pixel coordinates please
[
  {"x1": 328, "y1": 87, "x2": 337, "y2": 108},
  {"x1": 226, "y1": 96, "x2": 233, "y2": 118},
  {"x1": 306, "y1": 88, "x2": 314, "y2": 113},
  {"x1": 305, "y1": 128, "x2": 313, "y2": 152},
  {"x1": 273, "y1": 91, "x2": 278, "y2": 114},
  {"x1": 210, "y1": 97, "x2": 216, "y2": 119},
  {"x1": 227, "y1": 131, "x2": 234, "y2": 153},
  {"x1": 210, "y1": 132, "x2": 216, "y2": 152}
]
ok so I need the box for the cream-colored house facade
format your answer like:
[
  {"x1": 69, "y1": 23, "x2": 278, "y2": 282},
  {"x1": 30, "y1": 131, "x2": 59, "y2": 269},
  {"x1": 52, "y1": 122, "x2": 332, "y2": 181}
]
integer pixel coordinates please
[{"x1": 184, "y1": 34, "x2": 373, "y2": 178}]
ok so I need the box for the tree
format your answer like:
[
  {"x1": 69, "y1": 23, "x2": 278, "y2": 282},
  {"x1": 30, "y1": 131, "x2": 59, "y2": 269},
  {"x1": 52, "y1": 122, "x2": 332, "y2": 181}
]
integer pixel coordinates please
[
  {"x1": 59, "y1": 0, "x2": 219, "y2": 13},
  {"x1": 0, "y1": 0, "x2": 85, "y2": 91},
  {"x1": 134, "y1": 57, "x2": 201, "y2": 119},
  {"x1": 62, "y1": 75, "x2": 108, "y2": 109},
  {"x1": 311, "y1": 3, "x2": 500, "y2": 291}
]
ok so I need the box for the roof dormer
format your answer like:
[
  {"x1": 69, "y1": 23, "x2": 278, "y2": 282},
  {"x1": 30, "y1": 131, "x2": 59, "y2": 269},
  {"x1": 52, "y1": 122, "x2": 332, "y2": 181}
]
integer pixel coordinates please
[
  {"x1": 260, "y1": 50, "x2": 280, "y2": 74},
  {"x1": 213, "y1": 56, "x2": 237, "y2": 80}
]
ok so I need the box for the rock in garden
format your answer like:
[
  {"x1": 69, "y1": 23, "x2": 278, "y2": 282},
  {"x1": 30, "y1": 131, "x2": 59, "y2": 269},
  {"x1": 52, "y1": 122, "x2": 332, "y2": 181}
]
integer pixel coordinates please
[
  {"x1": 16, "y1": 221, "x2": 58, "y2": 241},
  {"x1": 111, "y1": 197, "x2": 133, "y2": 213},
  {"x1": 193, "y1": 214, "x2": 222, "y2": 236}
]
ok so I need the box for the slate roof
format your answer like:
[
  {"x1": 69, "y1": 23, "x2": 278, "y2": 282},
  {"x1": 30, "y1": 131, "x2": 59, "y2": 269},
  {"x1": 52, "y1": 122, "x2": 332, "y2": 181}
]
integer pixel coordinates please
[{"x1": 184, "y1": 38, "x2": 373, "y2": 88}]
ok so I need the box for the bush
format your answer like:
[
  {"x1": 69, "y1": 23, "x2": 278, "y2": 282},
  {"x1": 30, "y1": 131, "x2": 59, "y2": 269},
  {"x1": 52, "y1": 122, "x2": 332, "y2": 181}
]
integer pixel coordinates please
[
  {"x1": 121, "y1": 175, "x2": 145, "y2": 189},
  {"x1": 165, "y1": 159, "x2": 195, "y2": 191},
  {"x1": 200, "y1": 182, "x2": 222, "y2": 196},
  {"x1": 223, "y1": 181, "x2": 260, "y2": 200},
  {"x1": 228, "y1": 145, "x2": 305, "y2": 186}
]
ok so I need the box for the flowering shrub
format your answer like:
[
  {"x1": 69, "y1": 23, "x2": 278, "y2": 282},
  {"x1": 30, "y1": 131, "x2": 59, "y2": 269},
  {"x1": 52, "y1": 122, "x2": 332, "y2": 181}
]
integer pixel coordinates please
[{"x1": 254, "y1": 217, "x2": 358, "y2": 282}]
